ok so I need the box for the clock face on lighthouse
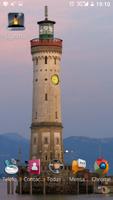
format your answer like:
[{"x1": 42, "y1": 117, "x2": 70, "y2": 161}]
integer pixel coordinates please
[
  {"x1": 40, "y1": 24, "x2": 53, "y2": 35},
  {"x1": 51, "y1": 74, "x2": 59, "y2": 85}
]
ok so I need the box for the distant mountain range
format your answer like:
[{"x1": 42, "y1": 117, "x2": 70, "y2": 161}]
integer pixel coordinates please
[
  {"x1": 0, "y1": 133, "x2": 29, "y2": 177},
  {"x1": 64, "y1": 136, "x2": 113, "y2": 174},
  {"x1": 0, "y1": 133, "x2": 113, "y2": 175}
]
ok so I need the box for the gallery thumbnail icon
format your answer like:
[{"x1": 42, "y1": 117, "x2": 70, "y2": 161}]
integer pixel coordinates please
[
  {"x1": 8, "y1": 13, "x2": 25, "y2": 30},
  {"x1": 4, "y1": 159, "x2": 18, "y2": 175},
  {"x1": 48, "y1": 159, "x2": 64, "y2": 174},
  {"x1": 28, "y1": 159, "x2": 41, "y2": 175},
  {"x1": 72, "y1": 159, "x2": 86, "y2": 174}
]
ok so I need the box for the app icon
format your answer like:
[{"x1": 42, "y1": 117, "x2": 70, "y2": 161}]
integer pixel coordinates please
[
  {"x1": 28, "y1": 159, "x2": 40, "y2": 175},
  {"x1": 77, "y1": 159, "x2": 86, "y2": 168},
  {"x1": 8, "y1": 13, "x2": 25, "y2": 30},
  {"x1": 48, "y1": 159, "x2": 64, "y2": 174},
  {"x1": 4, "y1": 159, "x2": 18, "y2": 175},
  {"x1": 72, "y1": 159, "x2": 86, "y2": 174},
  {"x1": 90, "y1": 2, "x2": 95, "y2": 7},
  {"x1": 94, "y1": 158, "x2": 109, "y2": 175}
]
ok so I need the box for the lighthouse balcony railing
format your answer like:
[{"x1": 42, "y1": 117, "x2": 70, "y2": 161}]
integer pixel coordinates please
[{"x1": 31, "y1": 38, "x2": 62, "y2": 48}]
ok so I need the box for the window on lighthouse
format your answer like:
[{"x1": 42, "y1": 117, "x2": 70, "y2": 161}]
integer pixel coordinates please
[
  {"x1": 45, "y1": 93, "x2": 48, "y2": 101},
  {"x1": 56, "y1": 138, "x2": 60, "y2": 145},
  {"x1": 45, "y1": 155, "x2": 48, "y2": 161},
  {"x1": 36, "y1": 58, "x2": 38, "y2": 65},
  {"x1": 44, "y1": 137, "x2": 48, "y2": 144},
  {"x1": 55, "y1": 112, "x2": 58, "y2": 119},
  {"x1": 54, "y1": 58, "x2": 57, "y2": 65},
  {"x1": 45, "y1": 56, "x2": 48, "y2": 64},
  {"x1": 33, "y1": 137, "x2": 37, "y2": 145}
]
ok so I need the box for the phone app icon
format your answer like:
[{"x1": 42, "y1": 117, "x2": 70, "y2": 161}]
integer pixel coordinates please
[
  {"x1": 48, "y1": 159, "x2": 64, "y2": 174},
  {"x1": 8, "y1": 13, "x2": 25, "y2": 30},
  {"x1": 28, "y1": 159, "x2": 40, "y2": 175},
  {"x1": 4, "y1": 159, "x2": 18, "y2": 175}
]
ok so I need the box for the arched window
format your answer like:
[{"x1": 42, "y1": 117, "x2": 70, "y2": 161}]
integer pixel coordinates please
[
  {"x1": 45, "y1": 155, "x2": 48, "y2": 161},
  {"x1": 33, "y1": 137, "x2": 37, "y2": 145},
  {"x1": 56, "y1": 138, "x2": 60, "y2": 145},
  {"x1": 36, "y1": 58, "x2": 38, "y2": 65},
  {"x1": 45, "y1": 93, "x2": 48, "y2": 101},
  {"x1": 54, "y1": 58, "x2": 57, "y2": 65},
  {"x1": 45, "y1": 56, "x2": 48, "y2": 64},
  {"x1": 44, "y1": 137, "x2": 48, "y2": 144}
]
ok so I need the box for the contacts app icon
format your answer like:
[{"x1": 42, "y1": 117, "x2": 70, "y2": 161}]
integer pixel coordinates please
[{"x1": 28, "y1": 159, "x2": 40, "y2": 175}]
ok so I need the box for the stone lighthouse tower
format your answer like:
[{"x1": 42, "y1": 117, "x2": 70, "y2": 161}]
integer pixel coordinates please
[{"x1": 30, "y1": 6, "x2": 64, "y2": 169}]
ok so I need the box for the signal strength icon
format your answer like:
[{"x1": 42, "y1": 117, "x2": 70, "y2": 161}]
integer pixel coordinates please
[
  {"x1": 90, "y1": 2, "x2": 95, "y2": 7},
  {"x1": 18, "y1": 1, "x2": 23, "y2": 6},
  {"x1": 84, "y1": 2, "x2": 89, "y2": 7},
  {"x1": 10, "y1": 1, "x2": 16, "y2": 6}
]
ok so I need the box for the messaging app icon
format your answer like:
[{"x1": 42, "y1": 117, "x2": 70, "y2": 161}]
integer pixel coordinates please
[{"x1": 72, "y1": 159, "x2": 86, "y2": 174}]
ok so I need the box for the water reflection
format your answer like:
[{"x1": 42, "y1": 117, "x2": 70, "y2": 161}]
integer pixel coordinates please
[{"x1": 0, "y1": 181, "x2": 113, "y2": 200}]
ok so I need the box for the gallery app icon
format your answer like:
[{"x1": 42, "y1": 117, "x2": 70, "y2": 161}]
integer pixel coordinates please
[
  {"x1": 8, "y1": 13, "x2": 25, "y2": 30},
  {"x1": 4, "y1": 159, "x2": 18, "y2": 175},
  {"x1": 48, "y1": 159, "x2": 64, "y2": 174},
  {"x1": 28, "y1": 159, "x2": 40, "y2": 175}
]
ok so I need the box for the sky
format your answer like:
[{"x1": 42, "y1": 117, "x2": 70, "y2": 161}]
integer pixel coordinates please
[{"x1": 0, "y1": 0, "x2": 113, "y2": 138}]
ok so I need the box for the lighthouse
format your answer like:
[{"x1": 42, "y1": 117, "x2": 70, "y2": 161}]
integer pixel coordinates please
[{"x1": 30, "y1": 6, "x2": 64, "y2": 170}]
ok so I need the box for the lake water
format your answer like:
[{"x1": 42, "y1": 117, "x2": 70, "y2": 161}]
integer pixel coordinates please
[{"x1": 0, "y1": 181, "x2": 113, "y2": 200}]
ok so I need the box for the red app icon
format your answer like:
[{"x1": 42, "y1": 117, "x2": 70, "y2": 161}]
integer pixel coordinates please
[{"x1": 28, "y1": 159, "x2": 40, "y2": 175}]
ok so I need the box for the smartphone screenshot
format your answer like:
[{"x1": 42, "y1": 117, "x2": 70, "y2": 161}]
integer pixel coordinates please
[{"x1": 0, "y1": 0, "x2": 113, "y2": 199}]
